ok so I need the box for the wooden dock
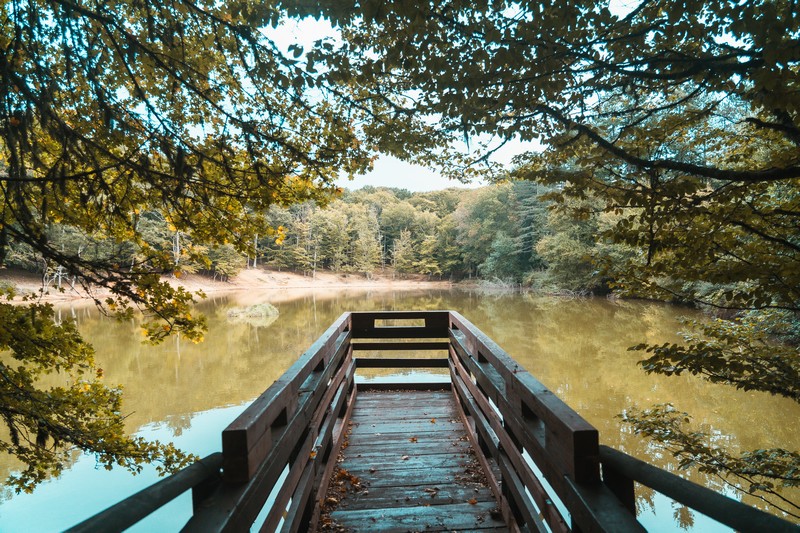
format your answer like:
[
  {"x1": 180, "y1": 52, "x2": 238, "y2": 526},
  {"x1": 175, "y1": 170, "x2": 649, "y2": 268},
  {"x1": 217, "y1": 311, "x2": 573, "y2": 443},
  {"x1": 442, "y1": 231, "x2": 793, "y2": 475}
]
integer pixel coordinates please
[
  {"x1": 323, "y1": 389, "x2": 507, "y2": 531},
  {"x1": 68, "y1": 310, "x2": 799, "y2": 533}
]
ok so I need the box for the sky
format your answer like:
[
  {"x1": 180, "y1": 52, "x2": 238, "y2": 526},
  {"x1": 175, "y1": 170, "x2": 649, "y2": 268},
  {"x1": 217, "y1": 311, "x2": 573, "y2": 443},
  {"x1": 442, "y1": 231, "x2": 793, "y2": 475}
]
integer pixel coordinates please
[
  {"x1": 336, "y1": 156, "x2": 475, "y2": 192},
  {"x1": 335, "y1": 135, "x2": 540, "y2": 192},
  {"x1": 269, "y1": 15, "x2": 542, "y2": 193}
]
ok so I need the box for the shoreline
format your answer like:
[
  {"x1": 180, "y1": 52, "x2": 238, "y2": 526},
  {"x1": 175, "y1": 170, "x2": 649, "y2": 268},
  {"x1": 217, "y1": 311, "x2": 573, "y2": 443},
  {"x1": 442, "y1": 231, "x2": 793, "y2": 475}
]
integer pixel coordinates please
[{"x1": 1, "y1": 267, "x2": 457, "y2": 304}]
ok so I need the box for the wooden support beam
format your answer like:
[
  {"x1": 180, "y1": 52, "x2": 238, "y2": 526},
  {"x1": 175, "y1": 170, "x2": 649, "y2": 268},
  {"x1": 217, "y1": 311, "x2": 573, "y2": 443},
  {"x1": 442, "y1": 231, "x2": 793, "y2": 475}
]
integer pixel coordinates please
[
  {"x1": 354, "y1": 356, "x2": 449, "y2": 368},
  {"x1": 351, "y1": 341, "x2": 450, "y2": 351}
]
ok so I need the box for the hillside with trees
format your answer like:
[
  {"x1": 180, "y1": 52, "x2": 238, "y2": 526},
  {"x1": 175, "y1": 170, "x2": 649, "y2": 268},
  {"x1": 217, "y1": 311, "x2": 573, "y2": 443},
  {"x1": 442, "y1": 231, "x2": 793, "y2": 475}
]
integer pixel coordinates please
[{"x1": 3, "y1": 181, "x2": 636, "y2": 292}]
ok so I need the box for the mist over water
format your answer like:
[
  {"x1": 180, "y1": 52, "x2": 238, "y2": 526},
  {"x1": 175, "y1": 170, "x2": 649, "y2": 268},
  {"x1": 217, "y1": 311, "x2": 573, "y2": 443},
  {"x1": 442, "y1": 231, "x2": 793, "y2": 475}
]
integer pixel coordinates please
[{"x1": 1, "y1": 289, "x2": 797, "y2": 531}]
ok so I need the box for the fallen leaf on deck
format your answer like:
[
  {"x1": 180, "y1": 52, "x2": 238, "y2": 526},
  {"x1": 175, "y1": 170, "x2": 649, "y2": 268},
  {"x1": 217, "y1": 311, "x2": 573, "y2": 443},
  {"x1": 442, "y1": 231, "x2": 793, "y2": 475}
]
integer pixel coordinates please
[
  {"x1": 409, "y1": 436, "x2": 418, "y2": 443},
  {"x1": 430, "y1": 418, "x2": 436, "y2": 424},
  {"x1": 468, "y1": 498, "x2": 478, "y2": 505}
]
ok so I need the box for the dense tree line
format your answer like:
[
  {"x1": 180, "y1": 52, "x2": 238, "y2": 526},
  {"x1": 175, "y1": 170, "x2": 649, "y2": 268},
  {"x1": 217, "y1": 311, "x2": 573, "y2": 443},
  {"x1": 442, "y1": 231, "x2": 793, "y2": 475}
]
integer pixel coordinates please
[{"x1": 3, "y1": 181, "x2": 638, "y2": 291}]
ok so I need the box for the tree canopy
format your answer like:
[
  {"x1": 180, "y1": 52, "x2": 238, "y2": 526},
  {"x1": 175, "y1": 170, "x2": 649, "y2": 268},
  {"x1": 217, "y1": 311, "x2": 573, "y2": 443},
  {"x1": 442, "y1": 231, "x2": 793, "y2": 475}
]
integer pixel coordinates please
[{"x1": 0, "y1": 0, "x2": 412, "y2": 490}]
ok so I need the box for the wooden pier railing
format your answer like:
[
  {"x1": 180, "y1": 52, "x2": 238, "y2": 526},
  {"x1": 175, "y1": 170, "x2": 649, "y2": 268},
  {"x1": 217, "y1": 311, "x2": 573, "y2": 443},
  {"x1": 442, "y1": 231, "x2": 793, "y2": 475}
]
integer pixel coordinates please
[{"x1": 68, "y1": 311, "x2": 797, "y2": 532}]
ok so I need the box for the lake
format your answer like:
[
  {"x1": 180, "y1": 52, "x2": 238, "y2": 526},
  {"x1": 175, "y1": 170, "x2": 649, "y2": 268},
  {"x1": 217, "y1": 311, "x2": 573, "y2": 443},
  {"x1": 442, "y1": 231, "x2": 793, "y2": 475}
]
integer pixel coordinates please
[{"x1": 1, "y1": 288, "x2": 797, "y2": 531}]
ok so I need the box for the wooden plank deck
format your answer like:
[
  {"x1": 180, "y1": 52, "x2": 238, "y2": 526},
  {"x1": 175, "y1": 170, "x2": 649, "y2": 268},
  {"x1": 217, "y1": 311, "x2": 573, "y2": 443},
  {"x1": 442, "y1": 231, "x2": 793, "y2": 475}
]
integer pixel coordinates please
[{"x1": 322, "y1": 389, "x2": 509, "y2": 532}]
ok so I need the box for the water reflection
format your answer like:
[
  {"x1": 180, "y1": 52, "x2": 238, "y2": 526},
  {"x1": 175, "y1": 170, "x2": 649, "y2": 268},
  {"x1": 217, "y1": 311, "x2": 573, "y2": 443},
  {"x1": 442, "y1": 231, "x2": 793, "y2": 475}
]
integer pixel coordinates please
[{"x1": 0, "y1": 289, "x2": 797, "y2": 531}]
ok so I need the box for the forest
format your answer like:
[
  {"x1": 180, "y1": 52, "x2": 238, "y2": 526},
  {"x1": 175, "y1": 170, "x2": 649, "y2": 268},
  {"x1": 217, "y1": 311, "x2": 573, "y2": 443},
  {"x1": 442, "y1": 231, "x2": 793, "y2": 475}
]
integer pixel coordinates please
[{"x1": 2, "y1": 180, "x2": 629, "y2": 292}]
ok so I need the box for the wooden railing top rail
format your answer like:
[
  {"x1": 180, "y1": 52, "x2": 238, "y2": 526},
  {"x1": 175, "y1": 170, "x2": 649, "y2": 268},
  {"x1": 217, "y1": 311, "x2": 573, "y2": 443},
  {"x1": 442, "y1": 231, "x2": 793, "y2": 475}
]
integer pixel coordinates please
[
  {"x1": 66, "y1": 453, "x2": 223, "y2": 533},
  {"x1": 445, "y1": 311, "x2": 644, "y2": 532},
  {"x1": 186, "y1": 312, "x2": 356, "y2": 531},
  {"x1": 600, "y1": 446, "x2": 799, "y2": 533}
]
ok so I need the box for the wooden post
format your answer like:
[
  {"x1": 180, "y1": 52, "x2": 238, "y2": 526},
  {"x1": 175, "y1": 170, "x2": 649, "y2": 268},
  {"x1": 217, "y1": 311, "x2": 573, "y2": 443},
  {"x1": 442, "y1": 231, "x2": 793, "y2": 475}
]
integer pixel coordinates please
[{"x1": 603, "y1": 465, "x2": 637, "y2": 515}]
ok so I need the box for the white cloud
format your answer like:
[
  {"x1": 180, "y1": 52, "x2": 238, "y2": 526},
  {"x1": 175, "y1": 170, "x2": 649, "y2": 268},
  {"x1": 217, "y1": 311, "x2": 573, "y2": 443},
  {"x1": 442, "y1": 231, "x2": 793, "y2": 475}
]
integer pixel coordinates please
[{"x1": 336, "y1": 156, "x2": 483, "y2": 192}]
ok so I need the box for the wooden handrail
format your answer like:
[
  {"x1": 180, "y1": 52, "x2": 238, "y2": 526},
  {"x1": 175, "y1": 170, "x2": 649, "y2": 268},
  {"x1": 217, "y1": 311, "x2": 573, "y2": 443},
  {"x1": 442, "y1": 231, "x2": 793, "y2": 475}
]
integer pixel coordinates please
[
  {"x1": 446, "y1": 311, "x2": 643, "y2": 532},
  {"x1": 349, "y1": 309, "x2": 451, "y2": 339},
  {"x1": 66, "y1": 453, "x2": 223, "y2": 533},
  {"x1": 185, "y1": 313, "x2": 355, "y2": 532},
  {"x1": 599, "y1": 446, "x2": 799, "y2": 533}
]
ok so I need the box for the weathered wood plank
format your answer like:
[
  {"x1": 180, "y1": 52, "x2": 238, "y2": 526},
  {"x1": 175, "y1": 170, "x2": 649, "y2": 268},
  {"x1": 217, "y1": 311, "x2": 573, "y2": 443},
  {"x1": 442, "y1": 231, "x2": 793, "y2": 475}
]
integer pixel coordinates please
[
  {"x1": 352, "y1": 391, "x2": 454, "y2": 405},
  {"x1": 321, "y1": 389, "x2": 508, "y2": 531},
  {"x1": 357, "y1": 382, "x2": 452, "y2": 392},
  {"x1": 333, "y1": 484, "x2": 496, "y2": 511},
  {"x1": 352, "y1": 407, "x2": 458, "y2": 421},
  {"x1": 346, "y1": 440, "x2": 471, "y2": 458},
  {"x1": 348, "y1": 421, "x2": 463, "y2": 436},
  {"x1": 341, "y1": 451, "x2": 472, "y2": 473},
  {"x1": 350, "y1": 412, "x2": 457, "y2": 424},
  {"x1": 345, "y1": 428, "x2": 460, "y2": 443},
  {"x1": 330, "y1": 501, "x2": 506, "y2": 532},
  {"x1": 351, "y1": 410, "x2": 460, "y2": 423}
]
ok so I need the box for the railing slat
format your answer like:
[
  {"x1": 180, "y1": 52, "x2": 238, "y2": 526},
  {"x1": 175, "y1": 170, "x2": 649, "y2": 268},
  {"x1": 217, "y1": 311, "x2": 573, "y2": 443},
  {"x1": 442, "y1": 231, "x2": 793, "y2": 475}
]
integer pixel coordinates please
[
  {"x1": 498, "y1": 451, "x2": 550, "y2": 533},
  {"x1": 305, "y1": 380, "x2": 358, "y2": 531},
  {"x1": 450, "y1": 328, "x2": 594, "y2": 486},
  {"x1": 260, "y1": 359, "x2": 356, "y2": 533},
  {"x1": 281, "y1": 461, "x2": 316, "y2": 533},
  {"x1": 450, "y1": 354, "x2": 570, "y2": 533},
  {"x1": 448, "y1": 312, "x2": 644, "y2": 532},
  {"x1": 350, "y1": 310, "x2": 450, "y2": 338},
  {"x1": 185, "y1": 337, "x2": 352, "y2": 531},
  {"x1": 355, "y1": 356, "x2": 449, "y2": 368},
  {"x1": 449, "y1": 314, "x2": 600, "y2": 484},
  {"x1": 184, "y1": 395, "x2": 313, "y2": 531},
  {"x1": 561, "y1": 475, "x2": 646, "y2": 532},
  {"x1": 351, "y1": 341, "x2": 451, "y2": 351}
]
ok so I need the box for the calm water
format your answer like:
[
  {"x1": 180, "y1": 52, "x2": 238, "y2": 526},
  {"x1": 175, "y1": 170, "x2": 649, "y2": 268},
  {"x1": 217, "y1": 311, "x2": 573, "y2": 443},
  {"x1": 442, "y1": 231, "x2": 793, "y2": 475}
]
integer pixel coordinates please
[{"x1": 0, "y1": 288, "x2": 797, "y2": 531}]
